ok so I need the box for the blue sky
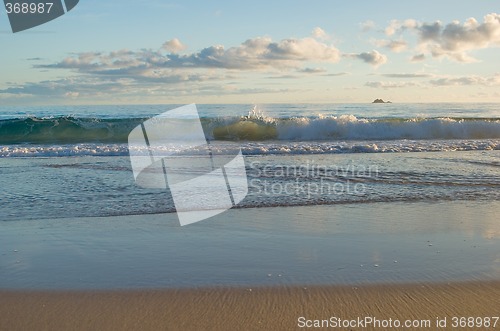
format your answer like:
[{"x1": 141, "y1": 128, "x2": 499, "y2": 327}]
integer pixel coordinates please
[{"x1": 1, "y1": 0, "x2": 499, "y2": 105}]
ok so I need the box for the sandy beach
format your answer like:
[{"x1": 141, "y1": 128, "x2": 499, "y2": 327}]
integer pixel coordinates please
[
  {"x1": 2, "y1": 281, "x2": 499, "y2": 330},
  {"x1": 1, "y1": 149, "x2": 499, "y2": 331},
  {"x1": 2, "y1": 0, "x2": 500, "y2": 329}
]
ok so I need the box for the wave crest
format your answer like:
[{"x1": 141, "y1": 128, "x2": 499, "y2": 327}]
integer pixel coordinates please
[
  {"x1": 209, "y1": 115, "x2": 500, "y2": 141},
  {"x1": 0, "y1": 115, "x2": 499, "y2": 144}
]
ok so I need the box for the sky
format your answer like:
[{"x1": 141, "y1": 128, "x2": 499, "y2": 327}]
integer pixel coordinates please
[{"x1": 0, "y1": 0, "x2": 499, "y2": 105}]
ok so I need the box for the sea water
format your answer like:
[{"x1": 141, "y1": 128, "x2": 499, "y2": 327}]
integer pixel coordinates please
[
  {"x1": 0, "y1": 103, "x2": 498, "y2": 220},
  {"x1": 0, "y1": 104, "x2": 499, "y2": 288}
]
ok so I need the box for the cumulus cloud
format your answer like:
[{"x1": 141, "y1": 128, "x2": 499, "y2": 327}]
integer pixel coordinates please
[
  {"x1": 385, "y1": 19, "x2": 418, "y2": 36},
  {"x1": 419, "y1": 14, "x2": 500, "y2": 62},
  {"x1": 38, "y1": 35, "x2": 341, "y2": 74},
  {"x1": 345, "y1": 50, "x2": 388, "y2": 67},
  {"x1": 1, "y1": 29, "x2": 392, "y2": 101},
  {"x1": 384, "y1": 13, "x2": 500, "y2": 62},
  {"x1": 3, "y1": 30, "x2": 371, "y2": 100},
  {"x1": 260, "y1": 37, "x2": 340, "y2": 63},
  {"x1": 162, "y1": 38, "x2": 187, "y2": 53}
]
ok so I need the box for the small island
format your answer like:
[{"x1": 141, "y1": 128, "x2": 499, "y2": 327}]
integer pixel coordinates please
[{"x1": 372, "y1": 98, "x2": 392, "y2": 103}]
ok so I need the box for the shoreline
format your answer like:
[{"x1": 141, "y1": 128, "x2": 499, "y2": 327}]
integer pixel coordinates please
[
  {"x1": 2, "y1": 280, "x2": 499, "y2": 330},
  {"x1": 2, "y1": 200, "x2": 499, "y2": 289}
]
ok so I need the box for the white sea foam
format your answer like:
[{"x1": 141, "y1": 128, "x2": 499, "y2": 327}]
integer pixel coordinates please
[
  {"x1": 274, "y1": 116, "x2": 500, "y2": 140},
  {"x1": 1, "y1": 139, "x2": 498, "y2": 157}
]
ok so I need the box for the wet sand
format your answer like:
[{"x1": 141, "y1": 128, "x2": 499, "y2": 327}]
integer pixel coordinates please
[
  {"x1": 2, "y1": 202, "x2": 499, "y2": 330},
  {"x1": 2, "y1": 202, "x2": 500, "y2": 289},
  {"x1": 1, "y1": 281, "x2": 499, "y2": 330}
]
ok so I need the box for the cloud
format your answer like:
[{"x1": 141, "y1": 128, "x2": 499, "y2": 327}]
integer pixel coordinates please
[
  {"x1": 385, "y1": 19, "x2": 418, "y2": 36},
  {"x1": 381, "y1": 73, "x2": 431, "y2": 78},
  {"x1": 345, "y1": 50, "x2": 388, "y2": 67},
  {"x1": 365, "y1": 73, "x2": 500, "y2": 90},
  {"x1": 162, "y1": 38, "x2": 186, "y2": 53},
  {"x1": 384, "y1": 13, "x2": 500, "y2": 62},
  {"x1": 373, "y1": 39, "x2": 408, "y2": 52},
  {"x1": 365, "y1": 81, "x2": 418, "y2": 89},
  {"x1": 0, "y1": 71, "x2": 233, "y2": 98},
  {"x1": 267, "y1": 74, "x2": 299, "y2": 79},
  {"x1": 1, "y1": 30, "x2": 386, "y2": 101},
  {"x1": 298, "y1": 67, "x2": 327, "y2": 74},
  {"x1": 65, "y1": 92, "x2": 80, "y2": 98},
  {"x1": 410, "y1": 53, "x2": 425, "y2": 62},
  {"x1": 385, "y1": 20, "x2": 399, "y2": 36},
  {"x1": 323, "y1": 72, "x2": 349, "y2": 77},
  {"x1": 312, "y1": 27, "x2": 328, "y2": 40},
  {"x1": 38, "y1": 35, "x2": 341, "y2": 74},
  {"x1": 0, "y1": 77, "x2": 126, "y2": 97},
  {"x1": 419, "y1": 14, "x2": 500, "y2": 62},
  {"x1": 429, "y1": 74, "x2": 500, "y2": 86},
  {"x1": 263, "y1": 37, "x2": 340, "y2": 63},
  {"x1": 360, "y1": 20, "x2": 376, "y2": 32}
]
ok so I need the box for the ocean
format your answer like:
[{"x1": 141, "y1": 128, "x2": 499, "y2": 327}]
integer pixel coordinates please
[
  {"x1": 1, "y1": 103, "x2": 499, "y2": 289},
  {"x1": 1, "y1": 103, "x2": 499, "y2": 220}
]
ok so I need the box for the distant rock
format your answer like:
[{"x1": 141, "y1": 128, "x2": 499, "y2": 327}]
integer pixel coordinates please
[{"x1": 372, "y1": 99, "x2": 392, "y2": 103}]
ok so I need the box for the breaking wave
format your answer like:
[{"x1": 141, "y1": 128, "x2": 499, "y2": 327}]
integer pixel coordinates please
[{"x1": 0, "y1": 115, "x2": 499, "y2": 144}]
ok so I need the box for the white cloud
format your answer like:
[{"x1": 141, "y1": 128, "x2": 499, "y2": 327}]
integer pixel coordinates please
[
  {"x1": 345, "y1": 50, "x2": 388, "y2": 67},
  {"x1": 3, "y1": 31, "x2": 365, "y2": 100},
  {"x1": 39, "y1": 35, "x2": 341, "y2": 73},
  {"x1": 262, "y1": 37, "x2": 340, "y2": 64},
  {"x1": 420, "y1": 14, "x2": 500, "y2": 62},
  {"x1": 384, "y1": 13, "x2": 500, "y2": 62},
  {"x1": 162, "y1": 38, "x2": 187, "y2": 53},
  {"x1": 385, "y1": 20, "x2": 399, "y2": 36},
  {"x1": 385, "y1": 19, "x2": 418, "y2": 36},
  {"x1": 312, "y1": 27, "x2": 328, "y2": 40}
]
